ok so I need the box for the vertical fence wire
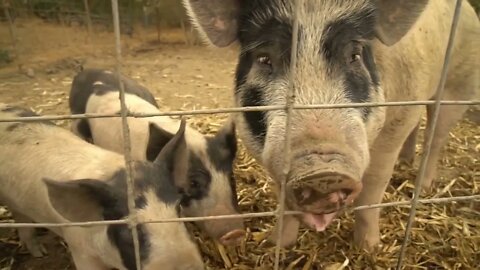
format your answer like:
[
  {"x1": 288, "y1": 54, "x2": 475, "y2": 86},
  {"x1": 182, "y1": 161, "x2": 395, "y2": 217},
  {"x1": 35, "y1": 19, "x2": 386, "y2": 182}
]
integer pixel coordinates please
[
  {"x1": 273, "y1": 0, "x2": 300, "y2": 269},
  {"x1": 2, "y1": 0, "x2": 17, "y2": 49},
  {"x1": 395, "y1": 0, "x2": 464, "y2": 268},
  {"x1": 83, "y1": 0, "x2": 93, "y2": 40},
  {"x1": 110, "y1": 0, "x2": 142, "y2": 269}
]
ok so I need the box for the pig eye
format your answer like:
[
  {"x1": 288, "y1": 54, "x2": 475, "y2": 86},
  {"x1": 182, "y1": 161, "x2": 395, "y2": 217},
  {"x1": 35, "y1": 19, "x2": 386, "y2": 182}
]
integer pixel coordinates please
[
  {"x1": 350, "y1": 53, "x2": 362, "y2": 63},
  {"x1": 256, "y1": 55, "x2": 272, "y2": 67},
  {"x1": 190, "y1": 179, "x2": 199, "y2": 188},
  {"x1": 348, "y1": 42, "x2": 363, "y2": 64}
]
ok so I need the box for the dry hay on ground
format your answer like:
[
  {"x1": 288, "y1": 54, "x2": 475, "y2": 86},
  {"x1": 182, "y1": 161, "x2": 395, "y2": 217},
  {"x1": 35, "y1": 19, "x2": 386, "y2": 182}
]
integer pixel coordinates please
[
  {"x1": 188, "y1": 113, "x2": 479, "y2": 270},
  {"x1": 0, "y1": 108, "x2": 478, "y2": 270}
]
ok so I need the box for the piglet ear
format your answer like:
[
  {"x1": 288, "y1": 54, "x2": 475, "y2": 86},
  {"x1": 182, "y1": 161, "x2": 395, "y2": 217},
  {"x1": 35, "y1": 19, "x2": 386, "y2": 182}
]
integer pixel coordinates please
[
  {"x1": 146, "y1": 123, "x2": 175, "y2": 162},
  {"x1": 43, "y1": 178, "x2": 115, "y2": 222},
  {"x1": 373, "y1": 0, "x2": 429, "y2": 46},
  {"x1": 183, "y1": 0, "x2": 240, "y2": 47},
  {"x1": 214, "y1": 120, "x2": 237, "y2": 159},
  {"x1": 154, "y1": 118, "x2": 190, "y2": 191}
]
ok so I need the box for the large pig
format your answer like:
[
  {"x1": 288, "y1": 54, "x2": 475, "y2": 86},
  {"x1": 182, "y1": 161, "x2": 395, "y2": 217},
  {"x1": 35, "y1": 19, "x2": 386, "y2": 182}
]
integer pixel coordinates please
[
  {"x1": 69, "y1": 69, "x2": 245, "y2": 246},
  {"x1": 0, "y1": 104, "x2": 204, "y2": 270},
  {"x1": 182, "y1": 0, "x2": 480, "y2": 250}
]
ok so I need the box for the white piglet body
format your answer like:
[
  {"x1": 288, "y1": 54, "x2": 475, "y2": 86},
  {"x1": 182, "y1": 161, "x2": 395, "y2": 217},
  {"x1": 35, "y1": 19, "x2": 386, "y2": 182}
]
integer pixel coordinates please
[{"x1": 86, "y1": 90, "x2": 177, "y2": 161}]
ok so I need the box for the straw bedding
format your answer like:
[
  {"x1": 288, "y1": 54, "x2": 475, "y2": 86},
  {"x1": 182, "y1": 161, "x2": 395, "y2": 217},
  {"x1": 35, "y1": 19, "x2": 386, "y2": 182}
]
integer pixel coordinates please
[
  {"x1": 0, "y1": 109, "x2": 478, "y2": 270},
  {"x1": 185, "y1": 111, "x2": 479, "y2": 270}
]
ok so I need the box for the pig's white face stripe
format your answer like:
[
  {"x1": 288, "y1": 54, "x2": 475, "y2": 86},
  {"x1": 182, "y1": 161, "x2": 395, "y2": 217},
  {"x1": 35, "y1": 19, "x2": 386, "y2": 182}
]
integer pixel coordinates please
[
  {"x1": 138, "y1": 191, "x2": 203, "y2": 269},
  {"x1": 137, "y1": 191, "x2": 184, "y2": 241},
  {"x1": 93, "y1": 81, "x2": 105, "y2": 86}
]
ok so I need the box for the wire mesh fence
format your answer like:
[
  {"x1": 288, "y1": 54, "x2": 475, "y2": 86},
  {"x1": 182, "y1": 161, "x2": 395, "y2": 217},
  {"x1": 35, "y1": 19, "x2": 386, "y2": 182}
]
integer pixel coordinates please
[{"x1": 0, "y1": 0, "x2": 479, "y2": 269}]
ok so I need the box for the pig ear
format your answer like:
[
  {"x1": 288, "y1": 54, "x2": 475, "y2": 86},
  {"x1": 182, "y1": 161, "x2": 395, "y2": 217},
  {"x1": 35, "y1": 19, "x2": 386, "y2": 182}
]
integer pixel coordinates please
[
  {"x1": 154, "y1": 118, "x2": 190, "y2": 190},
  {"x1": 214, "y1": 120, "x2": 237, "y2": 159},
  {"x1": 182, "y1": 0, "x2": 240, "y2": 47},
  {"x1": 374, "y1": 0, "x2": 429, "y2": 46},
  {"x1": 43, "y1": 178, "x2": 116, "y2": 222},
  {"x1": 146, "y1": 123, "x2": 175, "y2": 162}
]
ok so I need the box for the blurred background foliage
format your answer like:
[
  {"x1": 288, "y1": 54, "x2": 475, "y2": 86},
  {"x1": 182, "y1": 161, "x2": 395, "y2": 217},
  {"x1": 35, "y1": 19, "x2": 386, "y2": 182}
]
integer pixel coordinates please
[
  {"x1": 1, "y1": 0, "x2": 479, "y2": 38},
  {"x1": 1, "y1": 0, "x2": 189, "y2": 35},
  {"x1": 2, "y1": 0, "x2": 478, "y2": 33}
]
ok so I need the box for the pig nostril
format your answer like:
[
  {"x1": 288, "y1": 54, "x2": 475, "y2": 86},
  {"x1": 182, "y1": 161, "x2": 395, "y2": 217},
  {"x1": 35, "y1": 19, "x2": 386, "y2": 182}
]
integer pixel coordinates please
[
  {"x1": 302, "y1": 188, "x2": 312, "y2": 200},
  {"x1": 294, "y1": 187, "x2": 314, "y2": 204},
  {"x1": 340, "y1": 189, "x2": 352, "y2": 200}
]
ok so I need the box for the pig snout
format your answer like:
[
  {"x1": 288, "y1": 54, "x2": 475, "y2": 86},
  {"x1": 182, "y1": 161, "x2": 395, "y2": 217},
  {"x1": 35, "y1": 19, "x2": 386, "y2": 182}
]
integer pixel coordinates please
[
  {"x1": 286, "y1": 150, "x2": 363, "y2": 232},
  {"x1": 219, "y1": 228, "x2": 246, "y2": 246},
  {"x1": 203, "y1": 217, "x2": 246, "y2": 246},
  {"x1": 270, "y1": 117, "x2": 368, "y2": 232}
]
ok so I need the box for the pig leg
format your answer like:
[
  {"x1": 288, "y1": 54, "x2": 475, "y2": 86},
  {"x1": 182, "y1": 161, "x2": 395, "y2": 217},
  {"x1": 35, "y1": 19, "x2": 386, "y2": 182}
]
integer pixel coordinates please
[
  {"x1": 268, "y1": 214, "x2": 301, "y2": 248},
  {"x1": 398, "y1": 122, "x2": 420, "y2": 165},
  {"x1": 353, "y1": 149, "x2": 398, "y2": 250},
  {"x1": 268, "y1": 182, "x2": 301, "y2": 247},
  {"x1": 354, "y1": 109, "x2": 423, "y2": 251},
  {"x1": 420, "y1": 104, "x2": 468, "y2": 191},
  {"x1": 12, "y1": 211, "x2": 47, "y2": 258}
]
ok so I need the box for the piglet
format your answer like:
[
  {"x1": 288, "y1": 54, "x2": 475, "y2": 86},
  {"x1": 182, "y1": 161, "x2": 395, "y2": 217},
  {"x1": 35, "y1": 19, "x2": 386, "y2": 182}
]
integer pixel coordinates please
[
  {"x1": 0, "y1": 103, "x2": 204, "y2": 270},
  {"x1": 69, "y1": 69, "x2": 245, "y2": 246}
]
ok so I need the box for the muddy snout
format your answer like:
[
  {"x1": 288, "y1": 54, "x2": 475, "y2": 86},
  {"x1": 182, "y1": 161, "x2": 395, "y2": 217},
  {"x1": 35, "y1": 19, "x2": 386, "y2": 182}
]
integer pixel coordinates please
[{"x1": 287, "y1": 151, "x2": 363, "y2": 214}]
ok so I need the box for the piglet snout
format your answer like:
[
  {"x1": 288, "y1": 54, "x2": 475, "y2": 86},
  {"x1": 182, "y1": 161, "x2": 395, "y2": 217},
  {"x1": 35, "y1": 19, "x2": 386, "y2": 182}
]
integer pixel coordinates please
[
  {"x1": 204, "y1": 218, "x2": 245, "y2": 246},
  {"x1": 199, "y1": 204, "x2": 246, "y2": 245},
  {"x1": 219, "y1": 229, "x2": 246, "y2": 246}
]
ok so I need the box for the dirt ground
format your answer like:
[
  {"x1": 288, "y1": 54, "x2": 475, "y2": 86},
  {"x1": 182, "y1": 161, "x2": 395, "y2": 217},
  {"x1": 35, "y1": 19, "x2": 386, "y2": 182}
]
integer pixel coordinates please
[
  {"x1": 0, "y1": 18, "x2": 240, "y2": 270},
  {"x1": 0, "y1": 19, "x2": 479, "y2": 270}
]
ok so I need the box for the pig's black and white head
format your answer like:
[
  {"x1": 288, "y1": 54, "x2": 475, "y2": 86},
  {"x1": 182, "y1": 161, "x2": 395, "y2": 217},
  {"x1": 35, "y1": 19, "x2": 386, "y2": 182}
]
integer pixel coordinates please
[
  {"x1": 184, "y1": 0, "x2": 428, "y2": 231},
  {"x1": 44, "y1": 119, "x2": 204, "y2": 270},
  {"x1": 145, "y1": 119, "x2": 245, "y2": 246}
]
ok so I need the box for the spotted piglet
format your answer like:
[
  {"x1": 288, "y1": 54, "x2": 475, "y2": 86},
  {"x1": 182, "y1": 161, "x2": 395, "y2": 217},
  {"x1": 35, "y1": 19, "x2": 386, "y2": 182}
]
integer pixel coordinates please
[
  {"x1": 68, "y1": 69, "x2": 245, "y2": 246},
  {"x1": 0, "y1": 104, "x2": 204, "y2": 270}
]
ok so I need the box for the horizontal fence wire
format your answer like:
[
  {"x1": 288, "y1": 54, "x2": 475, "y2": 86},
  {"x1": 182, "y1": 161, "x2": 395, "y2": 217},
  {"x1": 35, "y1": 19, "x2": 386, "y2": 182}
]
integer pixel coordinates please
[
  {"x1": 1, "y1": 195, "x2": 478, "y2": 228},
  {"x1": 0, "y1": 100, "x2": 478, "y2": 123}
]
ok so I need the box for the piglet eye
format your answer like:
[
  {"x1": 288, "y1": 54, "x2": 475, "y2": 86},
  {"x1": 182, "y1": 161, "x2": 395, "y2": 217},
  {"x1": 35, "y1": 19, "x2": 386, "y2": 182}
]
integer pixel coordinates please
[
  {"x1": 351, "y1": 53, "x2": 362, "y2": 63},
  {"x1": 256, "y1": 55, "x2": 272, "y2": 66},
  {"x1": 190, "y1": 180, "x2": 199, "y2": 188}
]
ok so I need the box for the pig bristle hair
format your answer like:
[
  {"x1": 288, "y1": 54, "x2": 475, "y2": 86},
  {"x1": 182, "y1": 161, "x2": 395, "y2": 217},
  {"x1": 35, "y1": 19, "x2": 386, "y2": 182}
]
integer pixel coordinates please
[
  {"x1": 244, "y1": 0, "x2": 374, "y2": 107},
  {"x1": 240, "y1": 40, "x2": 267, "y2": 57},
  {"x1": 236, "y1": 0, "x2": 375, "y2": 170}
]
